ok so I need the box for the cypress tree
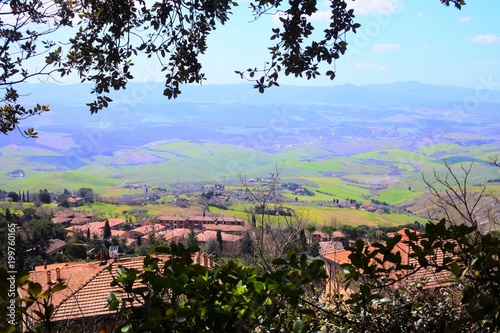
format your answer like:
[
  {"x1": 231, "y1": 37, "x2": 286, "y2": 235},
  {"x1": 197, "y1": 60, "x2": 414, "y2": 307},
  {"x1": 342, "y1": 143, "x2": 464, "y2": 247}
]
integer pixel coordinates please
[
  {"x1": 216, "y1": 230, "x2": 223, "y2": 253},
  {"x1": 186, "y1": 227, "x2": 199, "y2": 248},
  {"x1": 103, "y1": 219, "x2": 111, "y2": 239}
]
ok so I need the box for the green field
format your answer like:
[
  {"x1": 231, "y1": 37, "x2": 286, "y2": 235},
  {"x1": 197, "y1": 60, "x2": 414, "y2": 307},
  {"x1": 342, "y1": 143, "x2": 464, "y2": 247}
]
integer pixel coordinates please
[{"x1": 1, "y1": 140, "x2": 498, "y2": 224}]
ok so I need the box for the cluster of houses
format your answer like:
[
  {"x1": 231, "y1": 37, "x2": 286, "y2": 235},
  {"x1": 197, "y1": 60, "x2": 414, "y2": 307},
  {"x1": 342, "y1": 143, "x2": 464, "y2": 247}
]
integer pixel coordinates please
[
  {"x1": 22, "y1": 225, "x2": 454, "y2": 332},
  {"x1": 51, "y1": 210, "x2": 247, "y2": 254}
]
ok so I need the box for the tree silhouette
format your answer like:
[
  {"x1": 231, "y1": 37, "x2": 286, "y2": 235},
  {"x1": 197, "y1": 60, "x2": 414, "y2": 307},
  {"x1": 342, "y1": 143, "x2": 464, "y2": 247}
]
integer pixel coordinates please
[{"x1": 103, "y1": 219, "x2": 111, "y2": 240}]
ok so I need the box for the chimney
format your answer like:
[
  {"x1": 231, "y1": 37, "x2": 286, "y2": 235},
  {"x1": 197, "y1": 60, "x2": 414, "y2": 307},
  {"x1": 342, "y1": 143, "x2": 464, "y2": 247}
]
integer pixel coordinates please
[
  {"x1": 44, "y1": 261, "x2": 47, "y2": 269},
  {"x1": 56, "y1": 268, "x2": 61, "y2": 280},
  {"x1": 46, "y1": 271, "x2": 51, "y2": 284}
]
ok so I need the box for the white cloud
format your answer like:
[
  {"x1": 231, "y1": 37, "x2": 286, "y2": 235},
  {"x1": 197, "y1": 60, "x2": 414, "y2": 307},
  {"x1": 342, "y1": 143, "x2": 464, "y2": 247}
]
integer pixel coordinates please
[
  {"x1": 469, "y1": 34, "x2": 500, "y2": 44},
  {"x1": 458, "y1": 16, "x2": 471, "y2": 24},
  {"x1": 347, "y1": 0, "x2": 404, "y2": 15},
  {"x1": 372, "y1": 43, "x2": 400, "y2": 52},
  {"x1": 272, "y1": 10, "x2": 331, "y2": 25},
  {"x1": 354, "y1": 63, "x2": 388, "y2": 71}
]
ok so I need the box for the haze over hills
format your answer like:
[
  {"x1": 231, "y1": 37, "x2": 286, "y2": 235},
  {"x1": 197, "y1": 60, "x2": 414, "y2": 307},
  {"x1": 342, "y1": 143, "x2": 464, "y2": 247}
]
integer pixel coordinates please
[
  {"x1": 1, "y1": 81, "x2": 499, "y2": 203},
  {"x1": 8, "y1": 81, "x2": 500, "y2": 149}
]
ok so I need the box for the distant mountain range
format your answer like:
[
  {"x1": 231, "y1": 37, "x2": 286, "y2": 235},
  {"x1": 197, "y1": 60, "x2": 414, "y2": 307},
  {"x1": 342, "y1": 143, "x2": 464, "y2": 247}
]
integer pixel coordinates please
[
  {"x1": 18, "y1": 80, "x2": 500, "y2": 107},
  {"x1": 2, "y1": 81, "x2": 499, "y2": 154}
]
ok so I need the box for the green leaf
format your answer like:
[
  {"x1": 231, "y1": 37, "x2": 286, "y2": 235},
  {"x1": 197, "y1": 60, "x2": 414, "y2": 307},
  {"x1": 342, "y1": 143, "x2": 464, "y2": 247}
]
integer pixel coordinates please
[
  {"x1": 178, "y1": 273, "x2": 189, "y2": 285},
  {"x1": 293, "y1": 319, "x2": 307, "y2": 333},
  {"x1": 50, "y1": 282, "x2": 67, "y2": 293},
  {"x1": 253, "y1": 281, "x2": 265, "y2": 293},
  {"x1": 28, "y1": 281, "x2": 42, "y2": 297}
]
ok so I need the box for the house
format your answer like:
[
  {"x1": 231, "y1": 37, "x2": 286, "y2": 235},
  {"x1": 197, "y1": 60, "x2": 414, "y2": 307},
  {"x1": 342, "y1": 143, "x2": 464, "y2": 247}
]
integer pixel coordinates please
[
  {"x1": 156, "y1": 215, "x2": 246, "y2": 230},
  {"x1": 45, "y1": 239, "x2": 67, "y2": 256},
  {"x1": 311, "y1": 230, "x2": 348, "y2": 248},
  {"x1": 202, "y1": 224, "x2": 247, "y2": 233},
  {"x1": 107, "y1": 218, "x2": 125, "y2": 230},
  {"x1": 51, "y1": 217, "x2": 73, "y2": 228},
  {"x1": 20, "y1": 254, "x2": 215, "y2": 332},
  {"x1": 311, "y1": 230, "x2": 330, "y2": 243},
  {"x1": 196, "y1": 230, "x2": 243, "y2": 254},
  {"x1": 66, "y1": 222, "x2": 105, "y2": 238},
  {"x1": 319, "y1": 241, "x2": 344, "y2": 254},
  {"x1": 110, "y1": 230, "x2": 127, "y2": 238},
  {"x1": 331, "y1": 231, "x2": 348, "y2": 248},
  {"x1": 360, "y1": 202, "x2": 377, "y2": 212},
  {"x1": 215, "y1": 216, "x2": 244, "y2": 226},
  {"x1": 66, "y1": 196, "x2": 84, "y2": 207},
  {"x1": 127, "y1": 224, "x2": 165, "y2": 240},
  {"x1": 156, "y1": 229, "x2": 191, "y2": 244},
  {"x1": 74, "y1": 212, "x2": 97, "y2": 223},
  {"x1": 188, "y1": 216, "x2": 218, "y2": 229},
  {"x1": 158, "y1": 215, "x2": 190, "y2": 229},
  {"x1": 321, "y1": 229, "x2": 454, "y2": 297}
]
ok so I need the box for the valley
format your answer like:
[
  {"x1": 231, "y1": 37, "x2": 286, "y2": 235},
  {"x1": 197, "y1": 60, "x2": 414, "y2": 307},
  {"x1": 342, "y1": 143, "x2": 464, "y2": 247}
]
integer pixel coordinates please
[{"x1": 0, "y1": 82, "x2": 498, "y2": 227}]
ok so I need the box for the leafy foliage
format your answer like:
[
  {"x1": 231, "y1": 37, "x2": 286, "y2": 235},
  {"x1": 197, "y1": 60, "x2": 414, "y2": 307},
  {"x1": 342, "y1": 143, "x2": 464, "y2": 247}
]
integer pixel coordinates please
[
  {"x1": 107, "y1": 243, "x2": 327, "y2": 333},
  {"x1": 340, "y1": 220, "x2": 500, "y2": 332},
  {"x1": 0, "y1": 267, "x2": 67, "y2": 333}
]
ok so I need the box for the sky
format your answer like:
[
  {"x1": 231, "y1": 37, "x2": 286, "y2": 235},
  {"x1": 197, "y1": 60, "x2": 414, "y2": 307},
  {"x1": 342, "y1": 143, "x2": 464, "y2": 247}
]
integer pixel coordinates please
[{"x1": 128, "y1": 0, "x2": 500, "y2": 89}]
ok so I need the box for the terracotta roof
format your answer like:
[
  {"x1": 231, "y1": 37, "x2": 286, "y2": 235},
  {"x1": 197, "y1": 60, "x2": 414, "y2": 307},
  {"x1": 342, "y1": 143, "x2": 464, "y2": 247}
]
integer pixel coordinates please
[
  {"x1": 332, "y1": 231, "x2": 347, "y2": 239},
  {"x1": 53, "y1": 210, "x2": 76, "y2": 219},
  {"x1": 202, "y1": 224, "x2": 247, "y2": 232},
  {"x1": 312, "y1": 230, "x2": 329, "y2": 238},
  {"x1": 51, "y1": 257, "x2": 146, "y2": 322},
  {"x1": 216, "y1": 216, "x2": 245, "y2": 224},
  {"x1": 70, "y1": 217, "x2": 91, "y2": 225},
  {"x1": 45, "y1": 239, "x2": 67, "y2": 255},
  {"x1": 110, "y1": 230, "x2": 127, "y2": 238},
  {"x1": 157, "y1": 215, "x2": 188, "y2": 222},
  {"x1": 66, "y1": 196, "x2": 83, "y2": 203},
  {"x1": 196, "y1": 231, "x2": 243, "y2": 243},
  {"x1": 187, "y1": 216, "x2": 217, "y2": 222},
  {"x1": 129, "y1": 224, "x2": 164, "y2": 235},
  {"x1": 24, "y1": 254, "x2": 215, "y2": 324},
  {"x1": 319, "y1": 241, "x2": 344, "y2": 254},
  {"x1": 22, "y1": 261, "x2": 105, "y2": 318},
  {"x1": 157, "y1": 229, "x2": 191, "y2": 242},
  {"x1": 74, "y1": 212, "x2": 96, "y2": 219},
  {"x1": 52, "y1": 217, "x2": 73, "y2": 224},
  {"x1": 107, "y1": 218, "x2": 125, "y2": 228},
  {"x1": 321, "y1": 229, "x2": 454, "y2": 290},
  {"x1": 66, "y1": 222, "x2": 105, "y2": 237}
]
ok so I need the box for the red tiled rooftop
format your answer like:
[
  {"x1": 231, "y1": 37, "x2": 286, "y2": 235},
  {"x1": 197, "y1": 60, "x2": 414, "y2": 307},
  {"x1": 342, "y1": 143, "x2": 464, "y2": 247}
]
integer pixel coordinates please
[
  {"x1": 24, "y1": 254, "x2": 215, "y2": 324},
  {"x1": 107, "y1": 218, "x2": 125, "y2": 228},
  {"x1": 202, "y1": 224, "x2": 247, "y2": 232},
  {"x1": 321, "y1": 229, "x2": 454, "y2": 290},
  {"x1": 196, "y1": 231, "x2": 243, "y2": 243}
]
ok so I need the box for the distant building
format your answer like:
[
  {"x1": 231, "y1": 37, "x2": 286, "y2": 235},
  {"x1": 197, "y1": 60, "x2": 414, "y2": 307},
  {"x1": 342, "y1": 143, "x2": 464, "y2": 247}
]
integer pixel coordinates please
[
  {"x1": 66, "y1": 196, "x2": 84, "y2": 207},
  {"x1": 45, "y1": 239, "x2": 67, "y2": 256}
]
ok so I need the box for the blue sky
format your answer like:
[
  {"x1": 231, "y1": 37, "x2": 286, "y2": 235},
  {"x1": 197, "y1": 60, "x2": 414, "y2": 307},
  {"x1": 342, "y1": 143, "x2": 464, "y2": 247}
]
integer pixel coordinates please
[{"x1": 130, "y1": 0, "x2": 500, "y2": 89}]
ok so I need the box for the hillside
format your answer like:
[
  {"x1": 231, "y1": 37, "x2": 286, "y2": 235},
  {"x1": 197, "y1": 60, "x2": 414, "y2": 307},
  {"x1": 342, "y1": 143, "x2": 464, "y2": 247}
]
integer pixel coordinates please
[{"x1": 0, "y1": 82, "x2": 498, "y2": 211}]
